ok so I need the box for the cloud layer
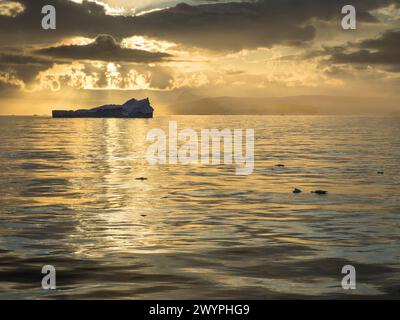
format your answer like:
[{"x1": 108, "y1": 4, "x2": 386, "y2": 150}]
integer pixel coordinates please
[
  {"x1": 34, "y1": 34, "x2": 171, "y2": 62},
  {"x1": 330, "y1": 30, "x2": 400, "y2": 71},
  {"x1": 0, "y1": 0, "x2": 399, "y2": 103},
  {"x1": 1, "y1": 0, "x2": 399, "y2": 50}
]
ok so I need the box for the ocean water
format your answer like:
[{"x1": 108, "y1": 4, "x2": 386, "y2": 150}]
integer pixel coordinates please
[{"x1": 0, "y1": 115, "x2": 399, "y2": 299}]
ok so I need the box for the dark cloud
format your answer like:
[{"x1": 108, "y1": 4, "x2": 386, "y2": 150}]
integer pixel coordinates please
[
  {"x1": 0, "y1": 52, "x2": 54, "y2": 83},
  {"x1": 1, "y1": 0, "x2": 399, "y2": 51},
  {"x1": 132, "y1": 0, "x2": 394, "y2": 51},
  {"x1": 0, "y1": 0, "x2": 128, "y2": 45},
  {"x1": 120, "y1": 0, "x2": 399, "y2": 51},
  {"x1": 134, "y1": 2, "x2": 316, "y2": 51},
  {"x1": 0, "y1": 53, "x2": 52, "y2": 65},
  {"x1": 329, "y1": 30, "x2": 400, "y2": 70},
  {"x1": 33, "y1": 34, "x2": 171, "y2": 62}
]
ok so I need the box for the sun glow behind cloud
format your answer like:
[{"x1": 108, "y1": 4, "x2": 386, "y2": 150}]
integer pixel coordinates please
[
  {"x1": 32, "y1": 60, "x2": 211, "y2": 92},
  {"x1": 121, "y1": 36, "x2": 176, "y2": 53},
  {"x1": 0, "y1": 71, "x2": 25, "y2": 89},
  {"x1": 21, "y1": 34, "x2": 218, "y2": 92},
  {"x1": 52, "y1": 37, "x2": 95, "y2": 47},
  {"x1": 3, "y1": 27, "x2": 396, "y2": 96},
  {"x1": 0, "y1": 1, "x2": 25, "y2": 17},
  {"x1": 0, "y1": 0, "x2": 399, "y2": 115},
  {"x1": 68, "y1": 0, "x2": 125, "y2": 15}
]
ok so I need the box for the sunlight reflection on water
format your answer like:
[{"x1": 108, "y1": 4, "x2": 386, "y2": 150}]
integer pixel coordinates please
[{"x1": 0, "y1": 115, "x2": 399, "y2": 299}]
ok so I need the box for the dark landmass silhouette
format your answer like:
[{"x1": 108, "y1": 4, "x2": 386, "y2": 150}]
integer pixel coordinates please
[{"x1": 52, "y1": 98, "x2": 153, "y2": 118}]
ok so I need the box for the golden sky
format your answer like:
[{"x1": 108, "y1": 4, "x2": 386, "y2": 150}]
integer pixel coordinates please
[{"x1": 0, "y1": 0, "x2": 399, "y2": 114}]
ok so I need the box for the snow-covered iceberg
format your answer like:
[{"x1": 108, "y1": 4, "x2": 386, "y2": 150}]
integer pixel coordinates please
[{"x1": 52, "y1": 98, "x2": 154, "y2": 118}]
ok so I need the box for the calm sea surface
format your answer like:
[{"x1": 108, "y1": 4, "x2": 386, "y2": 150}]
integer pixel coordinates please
[{"x1": 0, "y1": 115, "x2": 399, "y2": 299}]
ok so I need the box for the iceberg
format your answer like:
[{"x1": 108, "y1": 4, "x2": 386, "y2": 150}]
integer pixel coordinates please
[{"x1": 52, "y1": 98, "x2": 154, "y2": 118}]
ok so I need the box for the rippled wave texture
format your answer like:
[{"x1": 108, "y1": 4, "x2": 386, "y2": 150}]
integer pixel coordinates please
[{"x1": 0, "y1": 116, "x2": 399, "y2": 299}]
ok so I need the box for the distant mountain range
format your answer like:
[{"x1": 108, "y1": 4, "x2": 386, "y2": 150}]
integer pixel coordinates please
[{"x1": 167, "y1": 95, "x2": 400, "y2": 115}]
